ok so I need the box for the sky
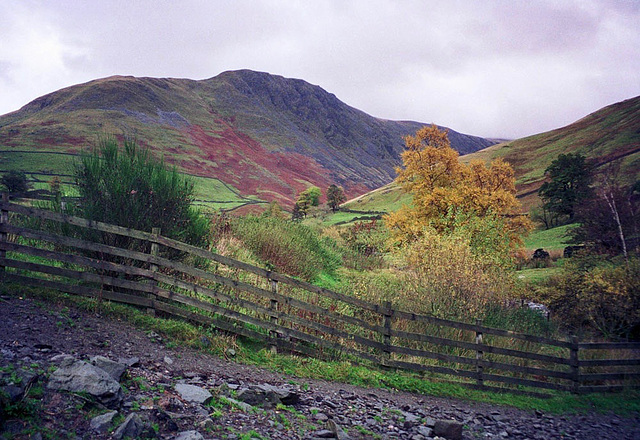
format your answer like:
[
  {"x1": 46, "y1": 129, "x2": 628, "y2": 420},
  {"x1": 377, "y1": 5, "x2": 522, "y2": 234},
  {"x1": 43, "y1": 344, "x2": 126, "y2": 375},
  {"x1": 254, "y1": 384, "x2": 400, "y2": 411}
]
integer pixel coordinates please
[{"x1": 0, "y1": 0, "x2": 638, "y2": 139}]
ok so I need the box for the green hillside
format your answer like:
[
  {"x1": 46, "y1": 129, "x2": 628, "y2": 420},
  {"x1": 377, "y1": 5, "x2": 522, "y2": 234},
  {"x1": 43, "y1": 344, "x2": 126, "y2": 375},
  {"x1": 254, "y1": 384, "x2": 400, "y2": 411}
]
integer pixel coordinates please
[
  {"x1": 344, "y1": 96, "x2": 640, "y2": 215},
  {"x1": 0, "y1": 71, "x2": 496, "y2": 211}
]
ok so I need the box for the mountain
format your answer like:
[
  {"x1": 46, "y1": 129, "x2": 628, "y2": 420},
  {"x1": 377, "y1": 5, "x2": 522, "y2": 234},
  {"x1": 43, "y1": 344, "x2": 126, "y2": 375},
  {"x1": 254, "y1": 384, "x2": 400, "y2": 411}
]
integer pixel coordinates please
[
  {"x1": 345, "y1": 95, "x2": 640, "y2": 213},
  {"x1": 0, "y1": 70, "x2": 496, "y2": 209}
]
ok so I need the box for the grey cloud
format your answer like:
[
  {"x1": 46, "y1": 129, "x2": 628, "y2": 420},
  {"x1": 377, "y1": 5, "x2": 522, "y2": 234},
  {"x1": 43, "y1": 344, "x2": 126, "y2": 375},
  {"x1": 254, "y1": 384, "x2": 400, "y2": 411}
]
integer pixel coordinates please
[{"x1": 0, "y1": 0, "x2": 638, "y2": 138}]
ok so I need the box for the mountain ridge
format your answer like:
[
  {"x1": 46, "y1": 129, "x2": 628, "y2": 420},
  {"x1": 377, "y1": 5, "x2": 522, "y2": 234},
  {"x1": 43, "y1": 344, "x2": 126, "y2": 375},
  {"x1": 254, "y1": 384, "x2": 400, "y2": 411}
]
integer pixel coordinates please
[{"x1": 0, "y1": 70, "x2": 497, "y2": 207}]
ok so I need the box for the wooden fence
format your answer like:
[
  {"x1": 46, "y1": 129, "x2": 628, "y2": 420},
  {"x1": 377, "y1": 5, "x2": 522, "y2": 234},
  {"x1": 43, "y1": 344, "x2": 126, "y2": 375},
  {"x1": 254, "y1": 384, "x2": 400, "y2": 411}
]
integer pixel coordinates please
[{"x1": 1, "y1": 194, "x2": 639, "y2": 396}]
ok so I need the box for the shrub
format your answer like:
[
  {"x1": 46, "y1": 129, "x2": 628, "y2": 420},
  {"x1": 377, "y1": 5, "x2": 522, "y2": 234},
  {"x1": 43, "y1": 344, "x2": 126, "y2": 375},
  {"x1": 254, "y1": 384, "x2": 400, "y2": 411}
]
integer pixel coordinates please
[
  {"x1": 230, "y1": 215, "x2": 340, "y2": 282},
  {"x1": 339, "y1": 220, "x2": 389, "y2": 270},
  {"x1": 74, "y1": 137, "x2": 209, "y2": 252},
  {"x1": 397, "y1": 225, "x2": 522, "y2": 321},
  {"x1": 535, "y1": 255, "x2": 640, "y2": 339},
  {"x1": 1, "y1": 170, "x2": 29, "y2": 193}
]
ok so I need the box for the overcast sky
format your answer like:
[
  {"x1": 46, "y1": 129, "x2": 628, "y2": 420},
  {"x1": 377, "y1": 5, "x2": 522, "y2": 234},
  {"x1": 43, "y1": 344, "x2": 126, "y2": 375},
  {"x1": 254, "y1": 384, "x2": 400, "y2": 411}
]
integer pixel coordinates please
[{"x1": 1, "y1": 0, "x2": 638, "y2": 139}]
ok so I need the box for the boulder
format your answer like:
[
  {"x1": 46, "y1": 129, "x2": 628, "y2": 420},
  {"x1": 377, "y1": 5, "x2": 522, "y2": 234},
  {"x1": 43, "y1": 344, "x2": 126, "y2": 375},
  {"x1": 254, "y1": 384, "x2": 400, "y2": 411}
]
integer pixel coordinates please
[
  {"x1": 235, "y1": 384, "x2": 299, "y2": 408},
  {"x1": 112, "y1": 413, "x2": 146, "y2": 440},
  {"x1": 433, "y1": 419, "x2": 463, "y2": 440},
  {"x1": 90, "y1": 410, "x2": 118, "y2": 433},
  {"x1": 174, "y1": 383, "x2": 212, "y2": 404},
  {"x1": 47, "y1": 359, "x2": 123, "y2": 407},
  {"x1": 90, "y1": 355, "x2": 127, "y2": 381}
]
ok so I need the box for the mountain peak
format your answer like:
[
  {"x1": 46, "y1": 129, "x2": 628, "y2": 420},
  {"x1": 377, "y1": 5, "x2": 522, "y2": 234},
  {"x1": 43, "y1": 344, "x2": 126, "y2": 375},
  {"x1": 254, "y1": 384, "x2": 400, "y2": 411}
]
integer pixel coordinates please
[{"x1": 0, "y1": 70, "x2": 497, "y2": 207}]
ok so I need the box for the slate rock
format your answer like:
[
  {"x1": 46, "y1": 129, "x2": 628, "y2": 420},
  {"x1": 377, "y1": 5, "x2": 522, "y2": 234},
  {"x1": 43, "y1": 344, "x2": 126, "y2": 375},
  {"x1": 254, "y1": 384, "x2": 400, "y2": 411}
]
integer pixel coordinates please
[
  {"x1": 90, "y1": 410, "x2": 118, "y2": 433},
  {"x1": 327, "y1": 419, "x2": 351, "y2": 440},
  {"x1": 416, "y1": 426, "x2": 433, "y2": 437},
  {"x1": 112, "y1": 413, "x2": 145, "y2": 440},
  {"x1": 174, "y1": 383, "x2": 212, "y2": 404},
  {"x1": 90, "y1": 355, "x2": 127, "y2": 381},
  {"x1": 173, "y1": 430, "x2": 204, "y2": 440},
  {"x1": 433, "y1": 419, "x2": 463, "y2": 440},
  {"x1": 313, "y1": 430, "x2": 335, "y2": 438},
  {"x1": 236, "y1": 384, "x2": 297, "y2": 408},
  {"x1": 47, "y1": 359, "x2": 123, "y2": 407}
]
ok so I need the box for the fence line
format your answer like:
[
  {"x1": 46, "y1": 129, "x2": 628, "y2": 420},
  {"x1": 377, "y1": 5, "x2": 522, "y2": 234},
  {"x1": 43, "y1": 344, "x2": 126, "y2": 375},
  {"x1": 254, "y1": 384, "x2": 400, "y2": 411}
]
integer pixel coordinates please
[{"x1": 1, "y1": 196, "x2": 639, "y2": 395}]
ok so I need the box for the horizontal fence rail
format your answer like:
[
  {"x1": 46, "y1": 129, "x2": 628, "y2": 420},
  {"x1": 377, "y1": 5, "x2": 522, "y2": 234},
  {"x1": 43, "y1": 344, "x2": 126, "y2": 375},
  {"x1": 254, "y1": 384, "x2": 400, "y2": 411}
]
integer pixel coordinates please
[{"x1": 1, "y1": 195, "x2": 639, "y2": 396}]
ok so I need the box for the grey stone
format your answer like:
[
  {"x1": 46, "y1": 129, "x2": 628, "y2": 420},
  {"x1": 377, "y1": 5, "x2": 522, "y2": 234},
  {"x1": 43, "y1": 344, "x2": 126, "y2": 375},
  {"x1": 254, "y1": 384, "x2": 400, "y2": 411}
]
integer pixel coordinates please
[
  {"x1": 49, "y1": 354, "x2": 75, "y2": 367},
  {"x1": 90, "y1": 355, "x2": 127, "y2": 381},
  {"x1": 173, "y1": 430, "x2": 204, "y2": 440},
  {"x1": 225, "y1": 397, "x2": 254, "y2": 412},
  {"x1": 164, "y1": 356, "x2": 174, "y2": 365},
  {"x1": 90, "y1": 410, "x2": 118, "y2": 433},
  {"x1": 112, "y1": 413, "x2": 145, "y2": 440},
  {"x1": 174, "y1": 383, "x2": 212, "y2": 404},
  {"x1": 118, "y1": 356, "x2": 140, "y2": 368},
  {"x1": 47, "y1": 360, "x2": 122, "y2": 407},
  {"x1": 327, "y1": 419, "x2": 351, "y2": 440},
  {"x1": 433, "y1": 419, "x2": 463, "y2": 440},
  {"x1": 313, "y1": 430, "x2": 335, "y2": 438}
]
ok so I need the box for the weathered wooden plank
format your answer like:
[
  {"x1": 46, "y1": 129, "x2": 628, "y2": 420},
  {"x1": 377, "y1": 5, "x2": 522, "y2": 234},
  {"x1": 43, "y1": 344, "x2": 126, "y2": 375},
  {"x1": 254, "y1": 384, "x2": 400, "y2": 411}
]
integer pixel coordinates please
[
  {"x1": 464, "y1": 383, "x2": 552, "y2": 399},
  {"x1": 579, "y1": 384, "x2": 640, "y2": 393},
  {"x1": 481, "y1": 373, "x2": 571, "y2": 392},
  {"x1": 579, "y1": 358, "x2": 640, "y2": 367},
  {"x1": 579, "y1": 342, "x2": 640, "y2": 350},
  {"x1": 385, "y1": 343, "x2": 475, "y2": 366},
  {"x1": 393, "y1": 309, "x2": 572, "y2": 348},
  {"x1": 1, "y1": 201, "x2": 155, "y2": 241},
  {"x1": 155, "y1": 233, "x2": 382, "y2": 313},
  {"x1": 1, "y1": 257, "x2": 156, "y2": 296},
  {"x1": 2, "y1": 224, "x2": 156, "y2": 266},
  {"x1": 579, "y1": 372, "x2": 640, "y2": 382},
  {"x1": 0, "y1": 240, "x2": 154, "y2": 279},
  {"x1": 384, "y1": 342, "x2": 573, "y2": 380},
  {"x1": 384, "y1": 358, "x2": 479, "y2": 380},
  {"x1": 153, "y1": 301, "x2": 270, "y2": 342},
  {"x1": 152, "y1": 257, "x2": 382, "y2": 334},
  {"x1": 391, "y1": 329, "x2": 571, "y2": 365},
  {"x1": 155, "y1": 272, "x2": 368, "y2": 341},
  {"x1": 4, "y1": 273, "x2": 152, "y2": 308},
  {"x1": 156, "y1": 276, "x2": 384, "y2": 353},
  {"x1": 153, "y1": 287, "x2": 380, "y2": 364},
  {"x1": 479, "y1": 358, "x2": 572, "y2": 381}
]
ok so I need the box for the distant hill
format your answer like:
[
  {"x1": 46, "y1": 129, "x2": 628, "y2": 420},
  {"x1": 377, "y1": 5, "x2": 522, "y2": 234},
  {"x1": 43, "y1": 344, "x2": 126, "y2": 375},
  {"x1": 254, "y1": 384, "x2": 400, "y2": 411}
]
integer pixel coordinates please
[
  {"x1": 345, "y1": 96, "x2": 640, "y2": 213},
  {"x1": 0, "y1": 70, "x2": 496, "y2": 209}
]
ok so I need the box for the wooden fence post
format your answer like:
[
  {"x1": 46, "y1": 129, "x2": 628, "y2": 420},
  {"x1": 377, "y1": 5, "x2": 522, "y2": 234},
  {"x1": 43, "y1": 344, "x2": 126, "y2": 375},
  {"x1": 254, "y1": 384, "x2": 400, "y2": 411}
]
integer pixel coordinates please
[
  {"x1": 570, "y1": 335, "x2": 580, "y2": 394},
  {"x1": 0, "y1": 193, "x2": 8, "y2": 281},
  {"x1": 269, "y1": 277, "x2": 279, "y2": 354},
  {"x1": 475, "y1": 319, "x2": 484, "y2": 388},
  {"x1": 147, "y1": 227, "x2": 161, "y2": 316},
  {"x1": 382, "y1": 300, "x2": 393, "y2": 366}
]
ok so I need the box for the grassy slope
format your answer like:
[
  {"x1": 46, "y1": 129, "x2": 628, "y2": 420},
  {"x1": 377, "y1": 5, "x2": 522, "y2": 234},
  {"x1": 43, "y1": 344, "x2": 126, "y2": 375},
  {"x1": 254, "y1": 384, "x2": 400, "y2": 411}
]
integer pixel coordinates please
[
  {"x1": 343, "y1": 96, "x2": 640, "y2": 215},
  {"x1": 0, "y1": 72, "x2": 495, "y2": 212}
]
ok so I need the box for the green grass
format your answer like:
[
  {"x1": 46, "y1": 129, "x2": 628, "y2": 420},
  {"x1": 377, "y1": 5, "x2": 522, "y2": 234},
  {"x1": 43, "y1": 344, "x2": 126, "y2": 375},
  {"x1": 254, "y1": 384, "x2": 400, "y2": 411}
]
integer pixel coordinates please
[
  {"x1": 524, "y1": 224, "x2": 579, "y2": 251},
  {"x1": 5, "y1": 284, "x2": 639, "y2": 416},
  {"x1": 0, "y1": 148, "x2": 264, "y2": 212},
  {"x1": 343, "y1": 182, "x2": 410, "y2": 214},
  {"x1": 517, "y1": 267, "x2": 564, "y2": 284}
]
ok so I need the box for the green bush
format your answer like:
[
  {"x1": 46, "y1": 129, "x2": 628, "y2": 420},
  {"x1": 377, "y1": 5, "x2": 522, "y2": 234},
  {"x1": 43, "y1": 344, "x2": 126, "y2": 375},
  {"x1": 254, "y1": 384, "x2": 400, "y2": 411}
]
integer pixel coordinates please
[
  {"x1": 74, "y1": 137, "x2": 209, "y2": 251},
  {"x1": 230, "y1": 215, "x2": 340, "y2": 281},
  {"x1": 1, "y1": 170, "x2": 29, "y2": 193},
  {"x1": 535, "y1": 255, "x2": 640, "y2": 339}
]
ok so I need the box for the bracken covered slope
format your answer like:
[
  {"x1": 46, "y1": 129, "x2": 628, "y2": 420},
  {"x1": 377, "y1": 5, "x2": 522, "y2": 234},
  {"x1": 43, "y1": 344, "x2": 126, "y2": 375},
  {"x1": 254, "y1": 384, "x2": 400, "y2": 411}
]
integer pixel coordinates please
[{"x1": 0, "y1": 70, "x2": 496, "y2": 206}]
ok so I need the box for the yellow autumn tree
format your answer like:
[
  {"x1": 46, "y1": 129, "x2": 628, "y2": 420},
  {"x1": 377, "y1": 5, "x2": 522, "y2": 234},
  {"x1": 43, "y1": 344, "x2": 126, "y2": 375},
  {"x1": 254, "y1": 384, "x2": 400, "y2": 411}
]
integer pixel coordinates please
[{"x1": 385, "y1": 125, "x2": 532, "y2": 249}]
